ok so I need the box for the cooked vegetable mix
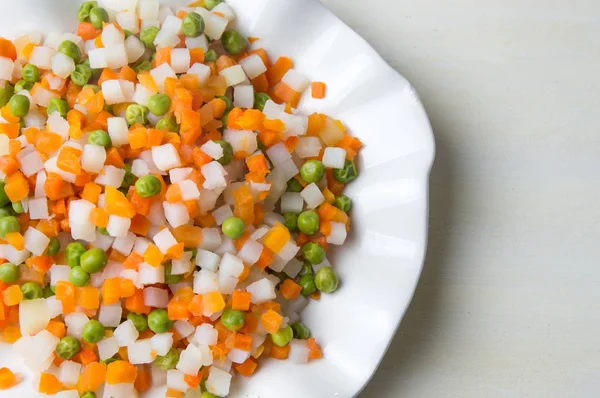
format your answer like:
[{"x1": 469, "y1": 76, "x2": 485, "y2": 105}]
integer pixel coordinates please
[{"x1": 0, "y1": 1, "x2": 361, "y2": 396}]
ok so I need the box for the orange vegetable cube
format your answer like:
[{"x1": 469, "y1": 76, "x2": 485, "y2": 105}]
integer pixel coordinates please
[
  {"x1": 123, "y1": 252, "x2": 144, "y2": 270},
  {"x1": 233, "y1": 333, "x2": 253, "y2": 352},
  {"x1": 270, "y1": 344, "x2": 290, "y2": 360},
  {"x1": 1, "y1": 324, "x2": 21, "y2": 343},
  {"x1": 4, "y1": 171, "x2": 29, "y2": 202},
  {"x1": 56, "y1": 146, "x2": 82, "y2": 175},
  {"x1": 4, "y1": 232, "x2": 24, "y2": 251},
  {"x1": 89, "y1": 208, "x2": 109, "y2": 228},
  {"x1": 81, "y1": 182, "x2": 102, "y2": 204},
  {"x1": 279, "y1": 279, "x2": 302, "y2": 300},
  {"x1": 232, "y1": 290, "x2": 251, "y2": 311},
  {"x1": 262, "y1": 223, "x2": 291, "y2": 253},
  {"x1": 260, "y1": 309, "x2": 282, "y2": 334},
  {"x1": 2, "y1": 285, "x2": 22, "y2": 306},
  {"x1": 38, "y1": 372, "x2": 61, "y2": 394},
  {"x1": 102, "y1": 278, "x2": 121, "y2": 305},
  {"x1": 104, "y1": 186, "x2": 136, "y2": 218},
  {"x1": 78, "y1": 286, "x2": 100, "y2": 310},
  {"x1": 203, "y1": 291, "x2": 225, "y2": 313},
  {"x1": 143, "y1": 244, "x2": 164, "y2": 267},
  {"x1": 106, "y1": 360, "x2": 138, "y2": 384},
  {"x1": 187, "y1": 294, "x2": 203, "y2": 316},
  {"x1": 171, "y1": 225, "x2": 203, "y2": 247},
  {"x1": 0, "y1": 367, "x2": 18, "y2": 390},
  {"x1": 311, "y1": 82, "x2": 327, "y2": 99},
  {"x1": 78, "y1": 362, "x2": 106, "y2": 392},
  {"x1": 234, "y1": 357, "x2": 257, "y2": 377}
]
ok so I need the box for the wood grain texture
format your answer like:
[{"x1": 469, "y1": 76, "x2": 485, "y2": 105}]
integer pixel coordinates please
[{"x1": 319, "y1": 0, "x2": 600, "y2": 397}]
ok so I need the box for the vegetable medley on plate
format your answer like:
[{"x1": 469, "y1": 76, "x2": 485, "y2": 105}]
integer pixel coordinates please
[{"x1": 0, "y1": 0, "x2": 362, "y2": 396}]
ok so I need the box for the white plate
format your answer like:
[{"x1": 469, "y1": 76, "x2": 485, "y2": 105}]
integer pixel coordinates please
[{"x1": 0, "y1": 1, "x2": 435, "y2": 397}]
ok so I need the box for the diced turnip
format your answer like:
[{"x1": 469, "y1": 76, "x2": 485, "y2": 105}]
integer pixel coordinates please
[
  {"x1": 28, "y1": 197, "x2": 49, "y2": 220},
  {"x1": 219, "y1": 65, "x2": 246, "y2": 87},
  {"x1": 151, "y1": 365, "x2": 167, "y2": 387},
  {"x1": 19, "y1": 298, "x2": 51, "y2": 336},
  {"x1": 237, "y1": 239, "x2": 263, "y2": 265},
  {"x1": 151, "y1": 333, "x2": 173, "y2": 356},
  {"x1": 301, "y1": 183, "x2": 325, "y2": 209},
  {"x1": 102, "y1": 79, "x2": 126, "y2": 104},
  {"x1": 185, "y1": 34, "x2": 208, "y2": 51},
  {"x1": 178, "y1": 180, "x2": 200, "y2": 200},
  {"x1": 171, "y1": 322, "x2": 193, "y2": 340},
  {"x1": 153, "y1": 228, "x2": 177, "y2": 254},
  {"x1": 114, "y1": 320, "x2": 140, "y2": 347},
  {"x1": 280, "y1": 192, "x2": 304, "y2": 213},
  {"x1": 266, "y1": 142, "x2": 291, "y2": 168},
  {"x1": 327, "y1": 221, "x2": 347, "y2": 245},
  {"x1": 106, "y1": 215, "x2": 131, "y2": 238},
  {"x1": 322, "y1": 147, "x2": 347, "y2": 169},
  {"x1": 206, "y1": 367, "x2": 232, "y2": 397},
  {"x1": 278, "y1": 240, "x2": 300, "y2": 262},
  {"x1": 219, "y1": 253, "x2": 244, "y2": 278},
  {"x1": 102, "y1": 23, "x2": 125, "y2": 46},
  {"x1": 295, "y1": 136, "x2": 322, "y2": 158},
  {"x1": 138, "y1": 262, "x2": 165, "y2": 285},
  {"x1": 65, "y1": 312, "x2": 89, "y2": 339},
  {"x1": 98, "y1": 303, "x2": 122, "y2": 328},
  {"x1": 58, "y1": 361, "x2": 81, "y2": 388},
  {"x1": 49, "y1": 265, "x2": 70, "y2": 286},
  {"x1": 203, "y1": 13, "x2": 228, "y2": 40},
  {"x1": 0, "y1": 57, "x2": 14, "y2": 81},
  {"x1": 88, "y1": 47, "x2": 108, "y2": 69},
  {"x1": 116, "y1": 11, "x2": 140, "y2": 33},
  {"x1": 106, "y1": 117, "x2": 129, "y2": 147},
  {"x1": 187, "y1": 62, "x2": 211, "y2": 84},
  {"x1": 212, "y1": 2, "x2": 235, "y2": 21},
  {"x1": 19, "y1": 150, "x2": 44, "y2": 176},
  {"x1": 68, "y1": 199, "x2": 95, "y2": 241},
  {"x1": 144, "y1": 287, "x2": 169, "y2": 308},
  {"x1": 152, "y1": 143, "x2": 181, "y2": 171},
  {"x1": 23, "y1": 226, "x2": 50, "y2": 256},
  {"x1": 171, "y1": 250, "x2": 193, "y2": 275},
  {"x1": 282, "y1": 69, "x2": 310, "y2": 93},
  {"x1": 103, "y1": 383, "x2": 135, "y2": 398},
  {"x1": 289, "y1": 339, "x2": 310, "y2": 363},
  {"x1": 262, "y1": 100, "x2": 285, "y2": 119},
  {"x1": 170, "y1": 48, "x2": 190, "y2": 74},
  {"x1": 163, "y1": 201, "x2": 189, "y2": 228},
  {"x1": 214, "y1": 236, "x2": 237, "y2": 257},
  {"x1": 124, "y1": 35, "x2": 145, "y2": 64},
  {"x1": 200, "y1": 141, "x2": 223, "y2": 161},
  {"x1": 128, "y1": 338, "x2": 154, "y2": 364},
  {"x1": 280, "y1": 112, "x2": 308, "y2": 137},
  {"x1": 168, "y1": 167, "x2": 192, "y2": 183},
  {"x1": 138, "y1": 0, "x2": 159, "y2": 19},
  {"x1": 195, "y1": 249, "x2": 220, "y2": 272},
  {"x1": 193, "y1": 269, "x2": 219, "y2": 294},
  {"x1": 51, "y1": 52, "x2": 75, "y2": 79},
  {"x1": 283, "y1": 258, "x2": 304, "y2": 279},
  {"x1": 176, "y1": 343, "x2": 203, "y2": 376},
  {"x1": 239, "y1": 54, "x2": 266, "y2": 80},
  {"x1": 29, "y1": 46, "x2": 55, "y2": 69},
  {"x1": 81, "y1": 144, "x2": 106, "y2": 173},
  {"x1": 233, "y1": 85, "x2": 254, "y2": 109},
  {"x1": 132, "y1": 84, "x2": 154, "y2": 107},
  {"x1": 167, "y1": 369, "x2": 188, "y2": 392},
  {"x1": 212, "y1": 204, "x2": 233, "y2": 226},
  {"x1": 131, "y1": 158, "x2": 150, "y2": 178},
  {"x1": 201, "y1": 161, "x2": 228, "y2": 190},
  {"x1": 147, "y1": 201, "x2": 166, "y2": 226},
  {"x1": 112, "y1": 231, "x2": 135, "y2": 255},
  {"x1": 194, "y1": 323, "x2": 218, "y2": 346},
  {"x1": 97, "y1": 336, "x2": 119, "y2": 361},
  {"x1": 246, "y1": 278, "x2": 276, "y2": 304},
  {"x1": 227, "y1": 348, "x2": 250, "y2": 364}
]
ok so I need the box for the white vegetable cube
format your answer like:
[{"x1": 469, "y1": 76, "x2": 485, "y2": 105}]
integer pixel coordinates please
[
  {"x1": 193, "y1": 269, "x2": 219, "y2": 294},
  {"x1": 237, "y1": 239, "x2": 263, "y2": 265},
  {"x1": 176, "y1": 343, "x2": 203, "y2": 376},
  {"x1": 203, "y1": 14, "x2": 228, "y2": 40},
  {"x1": 280, "y1": 112, "x2": 308, "y2": 137},
  {"x1": 223, "y1": 129, "x2": 257, "y2": 155},
  {"x1": 171, "y1": 250, "x2": 193, "y2": 275},
  {"x1": 212, "y1": 204, "x2": 233, "y2": 225},
  {"x1": 219, "y1": 253, "x2": 244, "y2": 278},
  {"x1": 19, "y1": 150, "x2": 44, "y2": 177},
  {"x1": 187, "y1": 63, "x2": 211, "y2": 85},
  {"x1": 131, "y1": 159, "x2": 150, "y2": 177},
  {"x1": 150, "y1": 63, "x2": 177, "y2": 93},
  {"x1": 228, "y1": 348, "x2": 251, "y2": 364},
  {"x1": 212, "y1": 3, "x2": 236, "y2": 21},
  {"x1": 114, "y1": 320, "x2": 140, "y2": 347},
  {"x1": 19, "y1": 299, "x2": 51, "y2": 336},
  {"x1": 301, "y1": 183, "x2": 325, "y2": 209},
  {"x1": 206, "y1": 367, "x2": 232, "y2": 397},
  {"x1": 132, "y1": 83, "x2": 155, "y2": 106},
  {"x1": 185, "y1": 35, "x2": 208, "y2": 51},
  {"x1": 23, "y1": 227, "x2": 50, "y2": 256},
  {"x1": 201, "y1": 161, "x2": 228, "y2": 189},
  {"x1": 107, "y1": 117, "x2": 129, "y2": 147},
  {"x1": 278, "y1": 240, "x2": 300, "y2": 262},
  {"x1": 97, "y1": 336, "x2": 119, "y2": 361},
  {"x1": 81, "y1": 144, "x2": 107, "y2": 173},
  {"x1": 322, "y1": 147, "x2": 347, "y2": 169},
  {"x1": 102, "y1": 79, "x2": 126, "y2": 104},
  {"x1": 106, "y1": 215, "x2": 131, "y2": 238},
  {"x1": 112, "y1": 232, "x2": 135, "y2": 255},
  {"x1": 98, "y1": 303, "x2": 122, "y2": 328},
  {"x1": 65, "y1": 312, "x2": 89, "y2": 339},
  {"x1": 289, "y1": 339, "x2": 310, "y2": 363},
  {"x1": 295, "y1": 137, "x2": 322, "y2": 158},
  {"x1": 138, "y1": 263, "x2": 165, "y2": 285},
  {"x1": 151, "y1": 333, "x2": 173, "y2": 356},
  {"x1": 138, "y1": 0, "x2": 159, "y2": 19},
  {"x1": 47, "y1": 113, "x2": 69, "y2": 140},
  {"x1": 58, "y1": 361, "x2": 81, "y2": 387},
  {"x1": 163, "y1": 202, "x2": 189, "y2": 228},
  {"x1": 282, "y1": 69, "x2": 310, "y2": 92},
  {"x1": 68, "y1": 199, "x2": 95, "y2": 242},
  {"x1": 239, "y1": 54, "x2": 267, "y2": 80},
  {"x1": 29, "y1": 46, "x2": 55, "y2": 69},
  {"x1": 105, "y1": 44, "x2": 128, "y2": 69},
  {"x1": 246, "y1": 278, "x2": 276, "y2": 304},
  {"x1": 28, "y1": 197, "x2": 49, "y2": 220},
  {"x1": 152, "y1": 144, "x2": 181, "y2": 171},
  {"x1": 88, "y1": 48, "x2": 108, "y2": 69},
  {"x1": 219, "y1": 65, "x2": 246, "y2": 87},
  {"x1": 280, "y1": 192, "x2": 304, "y2": 213},
  {"x1": 170, "y1": 48, "x2": 191, "y2": 74},
  {"x1": 119, "y1": 79, "x2": 135, "y2": 103},
  {"x1": 0, "y1": 57, "x2": 14, "y2": 81},
  {"x1": 117, "y1": 11, "x2": 140, "y2": 34},
  {"x1": 49, "y1": 265, "x2": 70, "y2": 286},
  {"x1": 194, "y1": 324, "x2": 218, "y2": 346},
  {"x1": 167, "y1": 369, "x2": 188, "y2": 392},
  {"x1": 124, "y1": 35, "x2": 145, "y2": 64},
  {"x1": 153, "y1": 228, "x2": 178, "y2": 254},
  {"x1": 51, "y1": 52, "x2": 75, "y2": 79},
  {"x1": 168, "y1": 168, "x2": 192, "y2": 183},
  {"x1": 178, "y1": 180, "x2": 200, "y2": 200},
  {"x1": 327, "y1": 221, "x2": 347, "y2": 245},
  {"x1": 102, "y1": 24, "x2": 125, "y2": 45},
  {"x1": 128, "y1": 339, "x2": 154, "y2": 364},
  {"x1": 200, "y1": 141, "x2": 224, "y2": 160},
  {"x1": 262, "y1": 100, "x2": 285, "y2": 119},
  {"x1": 283, "y1": 258, "x2": 304, "y2": 278},
  {"x1": 198, "y1": 228, "x2": 221, "y2": 251},
  {"x1": 195, "y1": 249, "x2": 220, "y2": 272},
  {"x1": 233, "y1": 85, "x2": 254, "y2": 109},
  {"x1": 144, "y1": 286, "x2": 169, "y2": 308}
]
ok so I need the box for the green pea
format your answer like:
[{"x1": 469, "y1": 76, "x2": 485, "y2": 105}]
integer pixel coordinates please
[
  {"x1": 121, "y1": 164, "x2": 135, "y2": 189},
  {"x1": 302, "y1": 242, "x2": 325, "y2": 265},
  {"x1": 205, "y1": 0, "x2": 223, "y2": 10},
  {"x1": 333, "y1": 194, "x2": 352, "y2": 212},
  {"x1": 283, "y1": 212, "x2": 298, "y2": 232},
  {"x1": 97, "y1": 227, "x2": 109, "y2": 236},
  {"x1": 214, "y1": 140, "x2": 233, "y2": 165},
  {"x1": 80, "y1": 248, "x2": 108, "y2": 274},
  {"x1": 140, "y1": 26, "x2": 159, "y2": 50},
  {"x1": 181, "y1": 12, "x2": 205, "y2": 37},
  {"x1": 71, "y1": 63, "x2": 92, "y2": 86},
  {"x1": 69, "y1": 266, "x2": 90, "y2": 287},
  {"x1": 315, "y1": 266, "x2": 339, "y2": 293},
  {"x1": 0, "y1": 216, "x2": 20, "y2": 238},
  {"x1": 135, "y1": 175, "x2": 161, "y2": 198},
  {"x1": 286, "y1": 178, "x2": 302, "y2": 193},
  {"x1": 297, "y1": 210, "x2": 320, "y2": 236},
  {"x1": 65, "y1": 242, "x2": 87, "y2": 268},
  {"x1": 81, "y1": 392, "x2": 97, "y2": 398},
  {"x1": 271, "y1": 325, "x2": 293, "y2": 347},
  {"x1": 333, "y1": 160, "x2": 357, "y2": 184},
  {"x1": 22, "y1": 64, "x2": 40, "y2": 83},
  {"x1": 300, "y1": 160, "x2": 325, "y2": 184},
  {"x1": 88, "y1": 130, "x2": 112, "y2": 147},
  {"x1": 0, "y1": 206, "x2": 14, "y2": 218},
  {"x1": 153, "y1": 347, "x2": 179, "y2": 370},
  {"x1": 254, "y1": 92, "x2": 271, "y2": 112},
  {"x1": 21, "y1": 282, "x2": 43, "y2": 300},
  {"x1": 9, "y1": 94, "x2": 30, "y2": 118},
  {"x1": 147, "y1": 93, "x2": 171, "y2": 116},
  {"x1": 148, "y1": 309, "x2": 173, "y2": 333},
  {"x1": 11, "y1": 201, "x2": 24, "y2": 214},
  {"x1": 81, "y1": 59, "x2": 101, "y2": 81},
  {"x1": 47, "y1": 98, "x2": 69, "y2": 118},
  {"x1": 82, "y1": 320, "x2": 105, "y2": 343},
  {"x1": 221, "y1": 217, "x2": 245, "y2": 239},
  {"x1": 55, "y1": 336, "x2": 81, "y2": 360},
  {"x1": 298, "y1": 274, "x2": 316, "y2": 296},
  {"x1": 127, "y1": 313, "x2": 148, "y2": 332},
  {"x1": 221, "y1": 111, "x2": 229, "y2": 127},
  {"x1": 164, "y1": 262, "x2": 182, "y2": 284},
  {"x1": 222, "y1": 30, "x2": 248, "y2": 55},
  {"x1": 14, "y1": 80, "x2": 33, "y2": 93},
  {"x1": 101, "y1": 357, "x2": 119, "y2": 365},
  {"x1": 200, "y1": 393, "x2": 219, "y2": 398},
  {"x1": 43, "y1": 285, "x2": 55, "y2": 298},
  {"x1": 204, "y1": 49, "x2": 217, "y2": 63},
  {"x1": 126, "y1": 104, "x2": 149, "y2": 126},
  {"x1": 89, "y1": 7, "x2": 109, "y2": 29},
  {"x1": 221, "y1": 309, "x2": 245, "y2": 331},
  {"x1": 156, "y1": 115, "x2": 179, "y2": 132},
  {"x1": 0, "y1": 83, "x2": 14, "y2": 107},
  {"x1": 298, "y1": 260, "x2": 313, "y2": 277},
  {"x1": 58, "y1": 40, "x2": 81, "y2": 63},
  {"x1": 257, "y1": 138, "x2": 266, "y2": 153},
  {"x1": 0, "y1": 262, "x2": 19, "y2": 283},
  {"x1": 132, "y1": 60, "x2": 152, "y2": 74},
  {"x1": 78, "y1": 1, "x2": 97, "y2": 22},
  {"x1": 291, "y1": 322, "x2": 310, "y2": 339},
  {"x1": 216, "y1": 96, "x2": 233, "y2": 113}
]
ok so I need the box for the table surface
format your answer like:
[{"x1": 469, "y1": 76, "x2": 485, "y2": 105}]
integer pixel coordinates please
[{"x1": 319, "y1": 1, "x2": 600, "y2": 397}]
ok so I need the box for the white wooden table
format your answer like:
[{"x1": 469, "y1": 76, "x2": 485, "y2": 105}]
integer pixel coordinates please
[{"x1": 320, "y1": 1, "x2": 600, "y2": 397}]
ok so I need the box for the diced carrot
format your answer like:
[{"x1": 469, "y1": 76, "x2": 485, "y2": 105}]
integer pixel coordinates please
[
  {"x1": 270, "y1": 344, "x2": 290, "y2": 360},
  {"x1": 166, "y1": 388, "x2": 183, "y2": 398},
  {"x1": 38, "y1": 372, "x2": 62, "y2": 394},
  {"x1": 119, "y1": 278, "x2": 136, "y2": 298},
  {"x1": 78, "y1": 286, "x2": 100, "y2": 310},
  {"x1": 255, "y1": 247, "x2": 273, "y2": 270},
  {"x1": 129, "y1": 214, "x2": 150, "y2": 236},
  {"x1": 203, "y1": 291, "x2": 225, "y2": 313},
  {"x1": 4, "y1": 232, "x2": 24, "y2": 251},
  {"x1": 0, "y1": 155, "x2": 17, "y2": 176},
  {"x1": 98, "y1": 68, "x2": 118, "y2": 85},
  {"x1": 273, "y1": 82, "x2": 301, "y2": 108},
  {"x1": 260, "y1": 309, "x2": 283, "y2": 334},
  {"x1": 246, "y1": 153, "x2": 269, "y2": 174},
  {"x1": 80, "y1": 182, "x2": 102, "y2": 204},
  {"x1": 119, "y1": 65, "x2": 137, "y2": 82},
  {"x1": 102, "y1": 278, "x2": 121, "y2": 305},
  {"x1": 1, "y1": 324, "x2": 21, "y2": 343},
  {"x1": 262, "y1": 223, "x2": 291, "y2": 253},
  {"x1": 171, "y1": 225, "x2": 203, "y2": 247},
  {"x1": 134, "y1": 369, "x2": 151, "y2": 392},
  {"x1": 279, "y1": 279, "x2": 302, "y2": 300},
  {"x1": 307, "y1": 338, "x2": 323, "y2": 360},
  {"x1": 55, "y1": 281, "x2": 75, "y2": 301},
  {"x1": 0, "y1": 38, "x2": 17, "y2": 61},
  {"x1": 2, "y1": 285, "x2": 22, "y2": 306},
  {"x1": 78, "y1": 362, "x2": 106, "y2": 392},
  {"x1": 104, "y1": 186, "x2": 136, "y2": 218},
  {"x1": 46, "y1": 320, "x2": 66, "y2": 339},
  {"x1": 187, "y1": 294, "x2": 203, "y2": 317},
  {"x1": 89, "y1": 208, "x2": 109, "y2": 228},
  {"x1": 77, "y1": 22, "x2": 98, "y2": 41},
  {"x1": 106, "y1": 360, "x2": 138, "y2": 384},
  {"x1": 104, "y1": 147, "x2": 125, "y2": 168},
  {"x1": 57, "y1": 146, "x2": 82, "y2": 175},
  {"x1": 0, "y1": 367, "x2": 18, "y2": 390},
  {"x1": 123, "y1": 252, "x2": 143, "y2": 271},
  {"x1": 143, "y1": 244, "x2": 164, "y2": 267},
  {"x1": 4, "y1": 171, "x2": 29, "y2": 202},
  {"x1": 154, "y1": 47, "x2": 172, "y2": 67},
  {"x1": 189, "y1": 48, "x2": 204, "y2": 65},
  {"x1": 165, "y1": 183, "x2": 182, "y2": 203},
  {"x1": 216, "y1": 55, "x2": 237, "y2": 72},
  {"x1": 311, "y1": 82, "x2": 326, "y2": 99},
  {"x1": 77, "y1": 342, "x2": 98, "y2": 365},
  {"x1": 266, "y1": 56, "x2": 293, "y2": 87},
  {"x1": 138, "y1": 73, "x2": 158, "y2": 93},
  {"x1": 126, "y1": 289, "x2": 151, "y2": 314}
]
